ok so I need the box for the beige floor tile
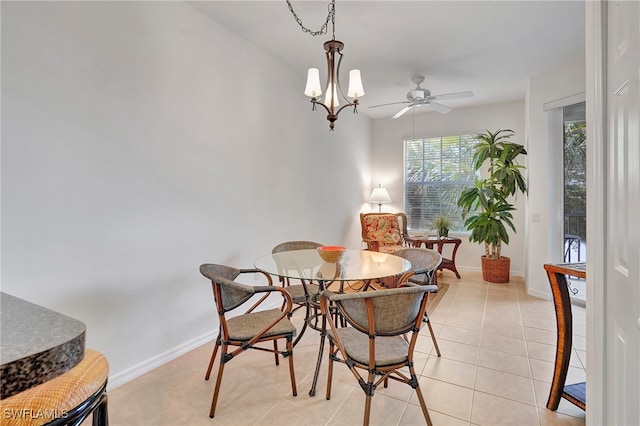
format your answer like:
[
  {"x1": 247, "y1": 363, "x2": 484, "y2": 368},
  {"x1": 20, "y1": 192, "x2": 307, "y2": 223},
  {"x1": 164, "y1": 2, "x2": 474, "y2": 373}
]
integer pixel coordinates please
[
  {"x1": 331, "y1": 389, "x2": 406, "y2": 426},
  {"x1": 444, "y1": 313, "x2": 484, "y2": 331},
  {"x1": 477, "y1": 347, "x2": 531, "y2": 378},
  {"x1": 529, "y1": 358, "x2": 555, "y2": 383},
  {"x1": 520, "y1": 304, "x2": 556, "y2": 321},
  {"x1": 475, "y1": 366, "x2": 536, "y2": 405},
  {"x1": 439, "y1": 325, "x2": 482, "y2": 347},
  {"x1": 524, "y1": 326, "x2": 557, "y2": 345},
  {"x1": 422, "y1": 356, "x2": 478, "y2": 389},
  {"x1": 538, "y1": 407, "x2": 586, "y2": 426},
  {"x1": 470, "y1": 391, "x2": 540, "y2": 426},
  {"x1": 522, "y1": 315, "x2": 558, "y2": 332},
  {"x1": 529, "y1": 358, "x2": 585, "y2": 386},
  {"x1": 414, "y1": 377, "x2": 473, "y2": 422},
  {"x1": 480, "y1": 331, "x2": 528, "y2": 356},
  {"x1": 527, "y1": 341, "x2": 557, "y2": 362},
  {"x1": 574, "y1": 349, "x2": 586, "y2": 369},
  {"x1": 567, "y1": 351, "x2": 582, "y2": 368},
  {"x1": 401, "y1": 403, "x2": 470, "y2": 426},
  {"x1": 482, "y1": 319, "x2": 525, "y2": 339},
  {"x1": 255, "y1": 399, "x2": 332, "y2": 425},
  {"x1": 572, "y1": 334, "x2": 586, "y2": 351},
  {"x1": 435, "y1": 339, "x2": 480, "y2": 365}
]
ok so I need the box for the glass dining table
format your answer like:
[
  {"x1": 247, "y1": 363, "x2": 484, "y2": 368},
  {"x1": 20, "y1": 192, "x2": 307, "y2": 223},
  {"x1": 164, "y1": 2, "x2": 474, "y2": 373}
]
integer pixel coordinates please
[{"x1": 254, "y1": 248, "x2": 411, "y2": 396}]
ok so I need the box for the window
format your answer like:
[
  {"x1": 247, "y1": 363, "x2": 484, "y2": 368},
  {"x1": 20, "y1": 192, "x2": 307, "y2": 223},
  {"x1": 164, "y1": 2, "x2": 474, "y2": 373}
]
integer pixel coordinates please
[{"x1": 403, "y1": 134, "x2": 479, "y2": 232}]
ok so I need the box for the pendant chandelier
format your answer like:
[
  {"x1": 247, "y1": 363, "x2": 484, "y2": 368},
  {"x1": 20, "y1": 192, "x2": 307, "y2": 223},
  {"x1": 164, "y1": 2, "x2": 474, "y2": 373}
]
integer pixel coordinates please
[{"x1": 287, "y1": 0, "x2": 365, "y2": 130}]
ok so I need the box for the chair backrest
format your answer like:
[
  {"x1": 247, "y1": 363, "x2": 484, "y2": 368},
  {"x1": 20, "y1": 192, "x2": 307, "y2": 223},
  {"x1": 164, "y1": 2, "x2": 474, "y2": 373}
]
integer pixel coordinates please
[
  {"x1": 324, "y1": 285, "x2": 430, "y2": 335},
  {"x1": 393, "y1": 248, "x2": 442, "y2": 274},
  {"x1": 272, "y1": 240, "x2": 323, "y2": 254},
  {"x1": 359, "y1": 212, "x2": 408, "y2": 252},
  {"x1": 392, "y1": 248, "x2": 442, "y2": 287},
  {"x1": 200, "y1": 264, "x2": 258, "y2": 312}
]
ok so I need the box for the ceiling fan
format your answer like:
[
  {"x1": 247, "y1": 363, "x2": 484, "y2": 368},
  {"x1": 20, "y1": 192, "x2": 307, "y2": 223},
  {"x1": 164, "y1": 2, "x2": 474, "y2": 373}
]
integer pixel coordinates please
[{"x1": 369, "y1": 76, "x2": 474, "y2": 119}]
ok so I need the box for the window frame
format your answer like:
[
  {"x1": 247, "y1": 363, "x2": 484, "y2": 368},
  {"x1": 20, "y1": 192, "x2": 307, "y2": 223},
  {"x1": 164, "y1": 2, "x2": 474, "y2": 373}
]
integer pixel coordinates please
[{"x1": 402, "y1": 131, "x2": 481, "y2": 234}]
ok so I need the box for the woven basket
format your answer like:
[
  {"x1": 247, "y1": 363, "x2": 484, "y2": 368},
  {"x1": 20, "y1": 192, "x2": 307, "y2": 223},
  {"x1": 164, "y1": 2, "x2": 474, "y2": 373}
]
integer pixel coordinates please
[{"x1": 481, "y1": 255, "x2": 510, "y2": 283}]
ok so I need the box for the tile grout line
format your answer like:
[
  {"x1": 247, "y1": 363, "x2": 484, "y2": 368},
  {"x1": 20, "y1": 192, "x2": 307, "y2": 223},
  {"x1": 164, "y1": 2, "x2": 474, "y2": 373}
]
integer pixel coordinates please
[{"x1": 517, "y1": 280, "x2": 544, "y2": 426}]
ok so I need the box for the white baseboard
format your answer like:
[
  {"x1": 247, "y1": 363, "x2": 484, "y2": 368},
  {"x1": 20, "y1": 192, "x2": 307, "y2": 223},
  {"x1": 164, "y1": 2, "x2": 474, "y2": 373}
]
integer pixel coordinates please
[
  {"x1": 107, "y1": 330, "x2": 217, "y2": 390},
  {"x1": 106, "y1": 296, "x2": 282, "y2": 390}
]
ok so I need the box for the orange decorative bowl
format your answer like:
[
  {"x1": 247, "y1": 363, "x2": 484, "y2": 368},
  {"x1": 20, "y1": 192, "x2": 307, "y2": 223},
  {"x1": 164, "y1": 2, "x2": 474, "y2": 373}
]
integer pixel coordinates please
[{"x1": 317, "y1": 246, "x2": 347, "y2": 263}]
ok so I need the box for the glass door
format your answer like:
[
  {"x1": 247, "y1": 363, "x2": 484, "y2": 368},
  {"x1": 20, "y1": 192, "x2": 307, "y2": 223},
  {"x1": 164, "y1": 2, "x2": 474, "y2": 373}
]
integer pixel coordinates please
[{"x1": 562, "y1": 101, "x2": 586, "y2": 303}]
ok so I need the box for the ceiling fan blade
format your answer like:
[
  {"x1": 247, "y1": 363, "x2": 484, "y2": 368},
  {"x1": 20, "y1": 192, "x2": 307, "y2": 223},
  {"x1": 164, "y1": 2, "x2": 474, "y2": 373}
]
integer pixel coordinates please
[
  {"x1": 391, "y1": 105, "x2": 414, "y2": 119},
  {"x1": 368, "y1": 101, "x2": 411, "y2": 109},
  {"x1": 425, "y1": 102, "x2": 452, "y2": 114},
  {"x1": 430, "y1": 91, "x2": 474, "y2": 101}
]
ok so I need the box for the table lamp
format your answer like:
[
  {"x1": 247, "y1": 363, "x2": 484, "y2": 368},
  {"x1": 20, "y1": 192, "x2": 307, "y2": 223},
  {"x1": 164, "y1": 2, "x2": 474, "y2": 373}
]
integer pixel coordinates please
[{"x1": 369, "y1": 185, "x2": 391, "y2": 212}]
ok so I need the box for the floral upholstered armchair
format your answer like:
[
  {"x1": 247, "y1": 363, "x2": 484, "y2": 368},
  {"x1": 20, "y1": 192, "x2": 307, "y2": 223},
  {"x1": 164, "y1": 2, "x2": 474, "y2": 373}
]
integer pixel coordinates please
[{"x1": 359, "y1": 212, "x2": 410, "y2": 253}]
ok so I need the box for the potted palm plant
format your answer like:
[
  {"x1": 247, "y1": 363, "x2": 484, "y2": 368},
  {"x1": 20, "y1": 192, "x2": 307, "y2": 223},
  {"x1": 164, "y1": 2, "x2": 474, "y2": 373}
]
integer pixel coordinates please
[{"x1": 457, "y1": 129, "x2": 527, "y2": 283}]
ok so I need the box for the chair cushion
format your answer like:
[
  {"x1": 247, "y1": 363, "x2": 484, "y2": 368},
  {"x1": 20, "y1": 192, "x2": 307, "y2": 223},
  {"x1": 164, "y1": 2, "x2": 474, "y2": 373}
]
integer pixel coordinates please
[
  {"x1": 378, "y1": 245, "x2": 405, "y2": 253},
  {"x1": 227, "y1": 308, "x2": 297, "y2": 341},
  {"x1": 328, "y1": 327, "x2": 409, "y2": 367},
  {"x1": 284, "y1": 283, "x2": 319, "y2": 304},
  {"x1": 363, "y1": 215, "x2": 402, "y2": 247}
]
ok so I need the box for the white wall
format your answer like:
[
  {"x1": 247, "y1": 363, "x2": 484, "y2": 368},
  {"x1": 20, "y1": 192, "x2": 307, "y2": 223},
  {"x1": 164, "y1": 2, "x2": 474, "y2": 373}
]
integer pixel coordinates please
[
  {"x1": 370, "y1": 101, "x2": 526, "y2": 276},
  {"x1": 1, "y1": 1, "x2": 370, "y2": 386},
  {"x1": 525, "y1": 59, "x2": 586, "y2": 298}
]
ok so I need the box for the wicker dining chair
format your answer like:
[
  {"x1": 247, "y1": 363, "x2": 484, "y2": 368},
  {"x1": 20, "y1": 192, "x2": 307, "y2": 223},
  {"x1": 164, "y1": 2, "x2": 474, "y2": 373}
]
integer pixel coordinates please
[
  {"x1": 199, "y1": 264, "x2": 298, "y2": 418},
  {"x1": 392, "y1": 248, "x2": 443, "y2": 357},
  {"x1": 320, "y1": 285, "x2": 434, "y2": 426},
  {"x1": 272, "y1": 240, "x2": 323, "y2": 346}
]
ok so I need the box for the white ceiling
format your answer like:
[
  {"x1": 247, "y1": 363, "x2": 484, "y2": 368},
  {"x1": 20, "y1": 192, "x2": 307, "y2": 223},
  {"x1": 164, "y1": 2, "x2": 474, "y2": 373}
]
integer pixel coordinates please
[{"x1": 190, "y1": 0, "x2": 585, "y2": 119}]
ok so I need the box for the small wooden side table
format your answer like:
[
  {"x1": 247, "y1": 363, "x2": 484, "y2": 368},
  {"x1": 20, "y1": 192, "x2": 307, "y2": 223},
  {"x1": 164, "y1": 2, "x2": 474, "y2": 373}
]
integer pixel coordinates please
[
  {"x1": 406, "y1": 236, "x2": 462, "y2": 283},
  {"x1": 544, "y1": 262, "x2": 586, "y2": 412}
]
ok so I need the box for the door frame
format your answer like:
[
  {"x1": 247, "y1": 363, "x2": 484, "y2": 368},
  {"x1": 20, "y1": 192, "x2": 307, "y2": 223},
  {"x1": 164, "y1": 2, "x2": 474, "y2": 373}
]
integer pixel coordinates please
[{"x1": 585, "y1": 1, "x2": 606, "y2": 424}]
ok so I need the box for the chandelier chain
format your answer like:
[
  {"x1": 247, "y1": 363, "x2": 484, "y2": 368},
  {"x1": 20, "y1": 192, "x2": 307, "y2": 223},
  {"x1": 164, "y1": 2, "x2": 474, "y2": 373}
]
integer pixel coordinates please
[{"x1": 286, "y1": 0, "x2": 336, "y2": 38}]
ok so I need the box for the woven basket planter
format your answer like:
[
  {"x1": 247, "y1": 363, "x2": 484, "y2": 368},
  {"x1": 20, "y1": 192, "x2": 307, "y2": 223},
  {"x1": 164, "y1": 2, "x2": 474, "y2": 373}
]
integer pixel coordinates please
[{"x1": 481, "y1": 255, "x2": 510, "y2": 283}]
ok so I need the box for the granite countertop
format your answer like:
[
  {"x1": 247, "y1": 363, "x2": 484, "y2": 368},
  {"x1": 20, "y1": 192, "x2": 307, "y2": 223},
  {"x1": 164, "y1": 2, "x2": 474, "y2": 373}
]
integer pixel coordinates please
[{"x1": 0, "y1": 292, "x2": 86, "y2": 399}]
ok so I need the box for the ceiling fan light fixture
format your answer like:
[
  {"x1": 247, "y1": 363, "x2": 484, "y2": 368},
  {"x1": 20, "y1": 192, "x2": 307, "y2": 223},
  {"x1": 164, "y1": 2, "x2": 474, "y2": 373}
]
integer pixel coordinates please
[{"x1": 409, "y1": 89, "x2": 425, "y2": 100}]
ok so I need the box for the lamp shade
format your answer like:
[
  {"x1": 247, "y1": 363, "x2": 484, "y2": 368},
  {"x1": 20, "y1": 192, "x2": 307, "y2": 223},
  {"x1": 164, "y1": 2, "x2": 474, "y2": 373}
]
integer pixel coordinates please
[
  {"x1": 369, "y1": 186, "x2": 391, "y2": 204},
  {"x1": 347, "y1": 69, "x2": 365, "y2": 98},
  {"x1": 324, "y1": 82, "x2": 339, "y2": 108},
  {"x1": 304, "y1": 68, "x2": 322, "y2": 98}
]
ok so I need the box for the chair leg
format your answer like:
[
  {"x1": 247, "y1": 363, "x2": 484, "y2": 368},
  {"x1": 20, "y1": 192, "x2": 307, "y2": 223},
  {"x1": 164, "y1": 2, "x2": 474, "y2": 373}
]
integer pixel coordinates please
[
  {"x1": 326, "y1": 341, "x2": 335, "y2": 400},
  {"x1": 286, "y1": 338, "x2": 297, "y2": 397},
  {"x1": 92, "y1": 392, "x2": 108, "y2": 426},
  {"x1": 413, "y1": 383, "x2": 433, "y2": 426},
  {"x1": 361, "y1": 371, "x2": 376, "y2": 426},
  {"x1": 409, "y1": 364, "x2": 433, "y2": 426},
  {"x1": 426, "y1": 318, "x2": 441, "y2": 357},
  {"x1": 205, "y1": 334, "x2": 221, "y2": 380},
  {"x1": 292, "y1": 302, "x2": 309, "y2": 347},
  {"x1": 273, "y1": 340, "x2": 280, "y2": 366},
  {"x1": 209, "y1": 344, "x2": 228, "y2": 418}
]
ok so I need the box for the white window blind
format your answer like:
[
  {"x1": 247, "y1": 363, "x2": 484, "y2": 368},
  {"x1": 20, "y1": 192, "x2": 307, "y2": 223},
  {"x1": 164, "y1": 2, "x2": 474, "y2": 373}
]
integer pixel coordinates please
[{"x1": 403, "y1": 134, "x2": 479, "y2": 232}]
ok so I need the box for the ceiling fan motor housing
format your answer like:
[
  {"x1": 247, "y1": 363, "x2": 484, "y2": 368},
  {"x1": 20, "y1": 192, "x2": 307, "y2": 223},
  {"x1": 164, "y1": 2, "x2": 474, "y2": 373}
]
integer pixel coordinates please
[{"x1": 408, "y1": 88, "x2": 430, "y2": 101}]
